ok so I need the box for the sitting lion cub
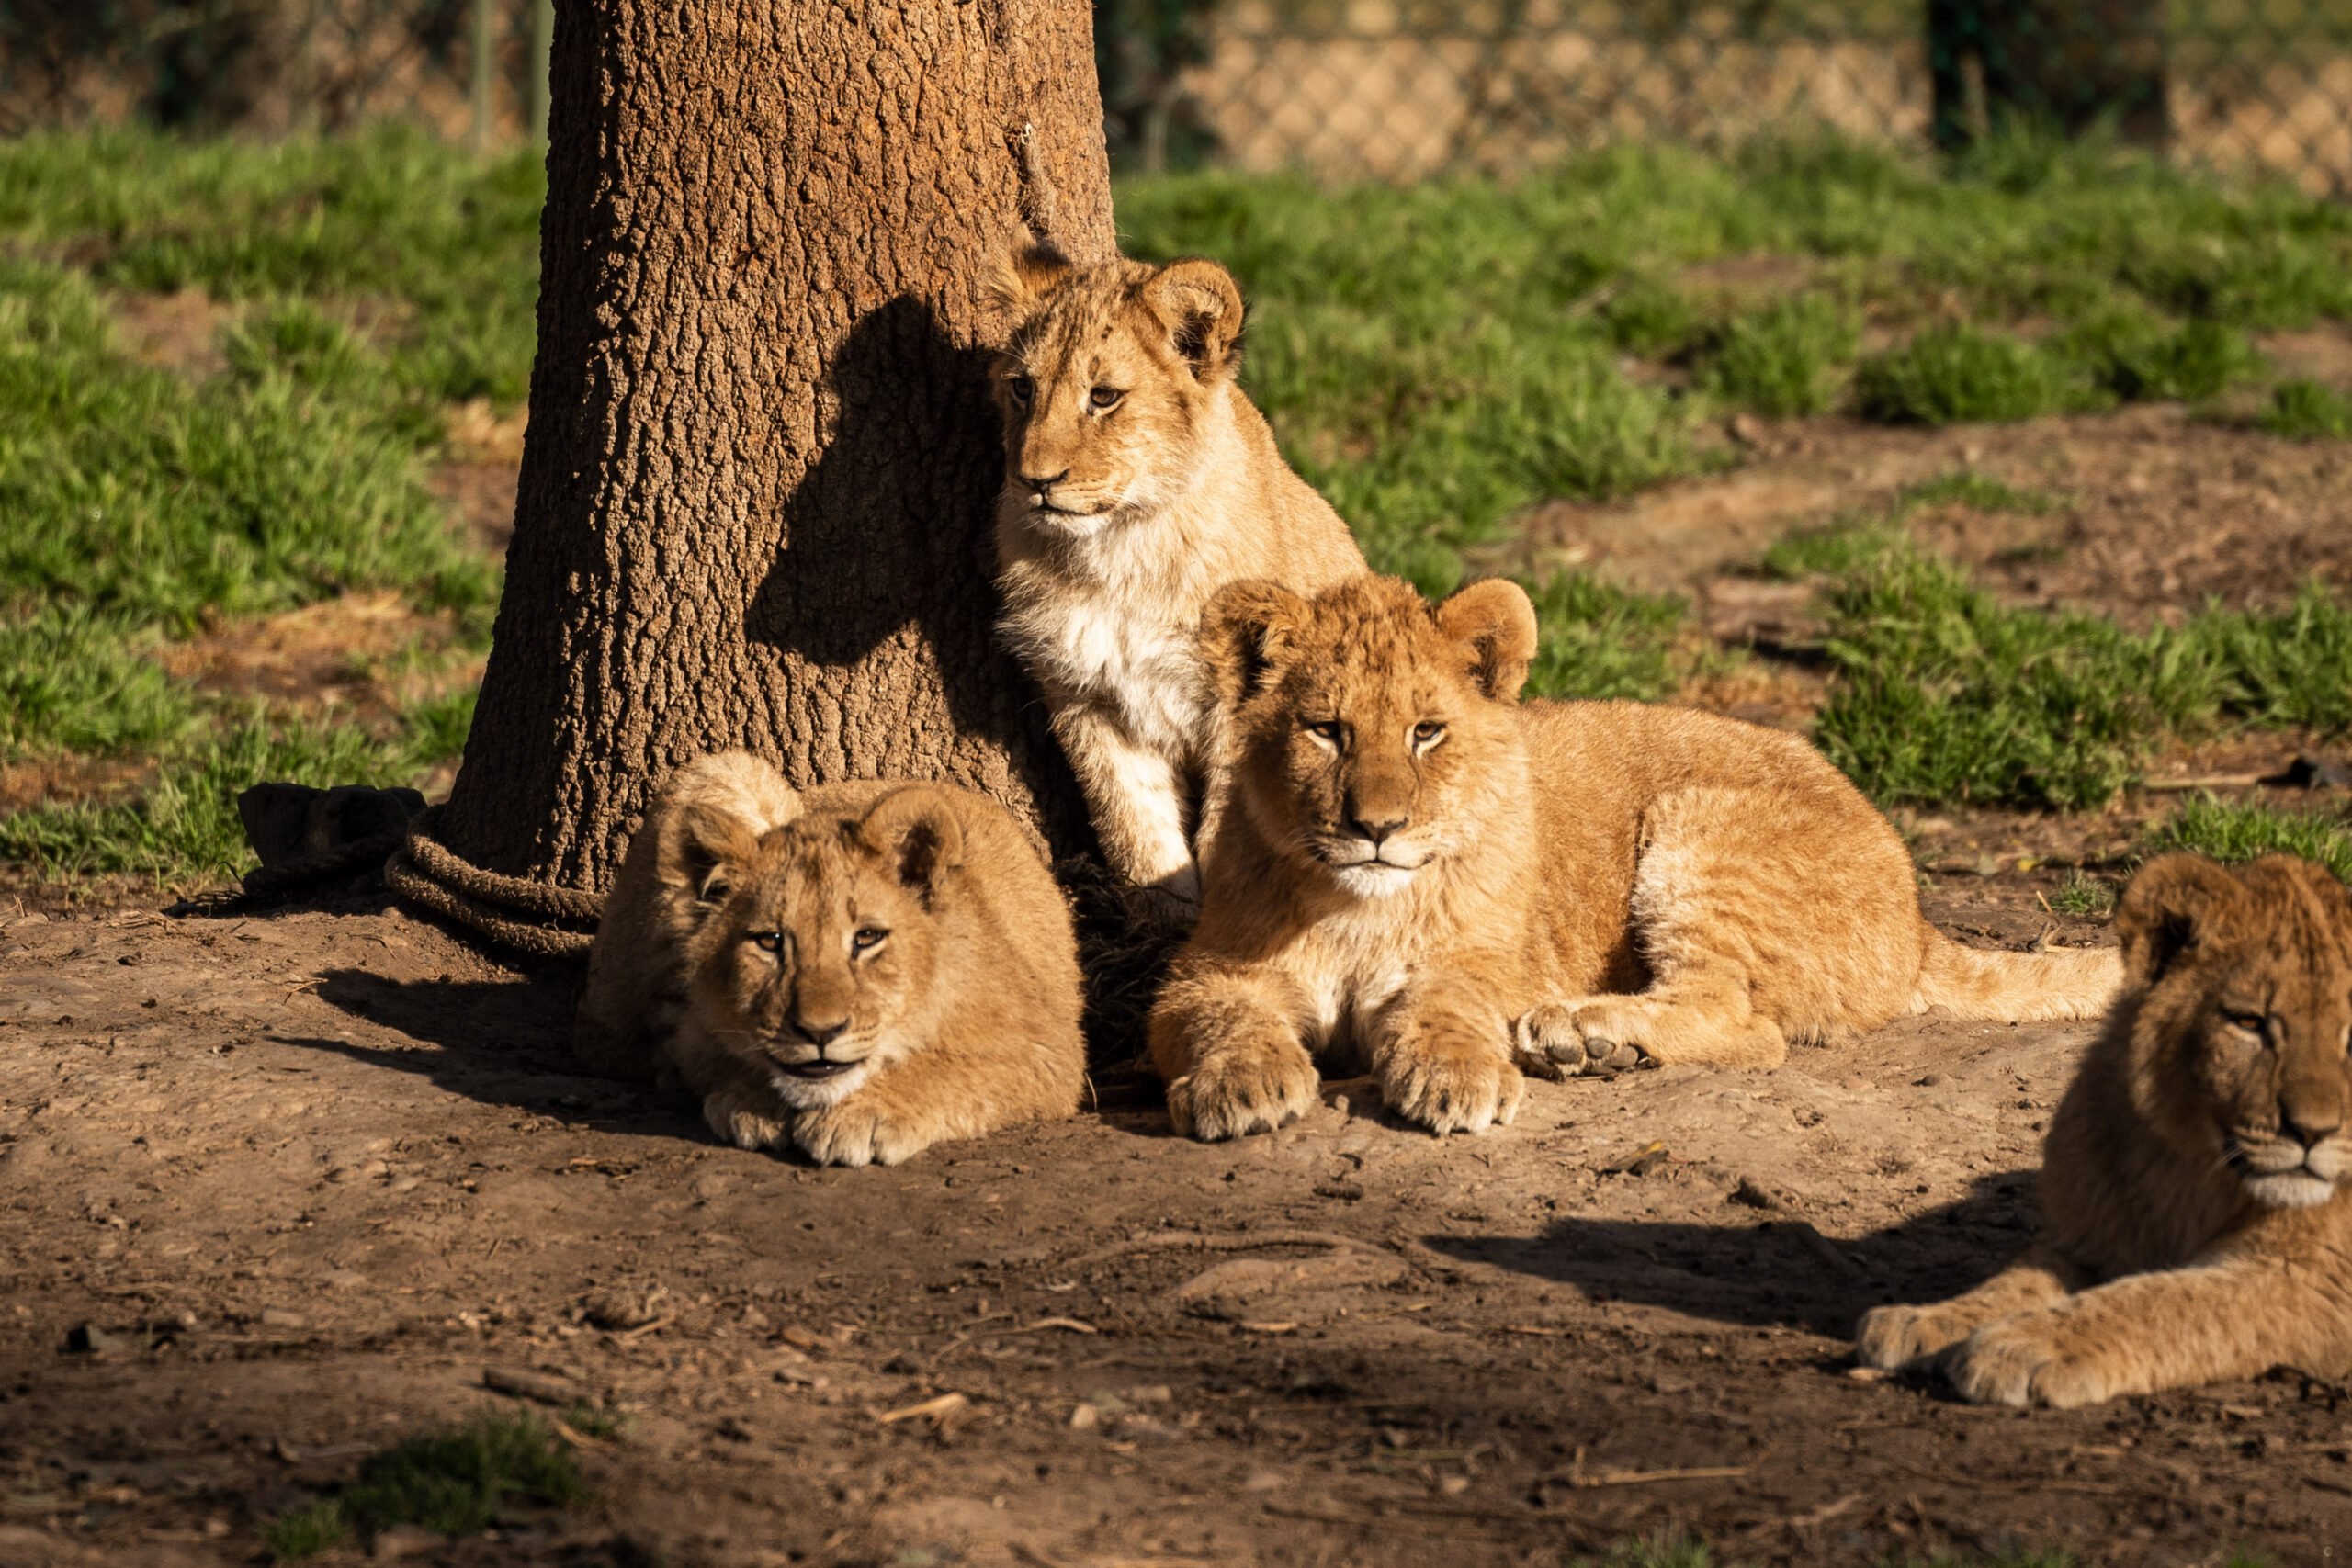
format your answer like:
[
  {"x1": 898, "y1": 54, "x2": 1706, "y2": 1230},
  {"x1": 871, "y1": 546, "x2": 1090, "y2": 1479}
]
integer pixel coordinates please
[
  {"x1": 1148, "y1": 574, "x2": 2120, "y2": 1139},
  {"x1": 1858, "y1": 852, "x2": 2352, "y2": 1407},
  {"x1": 988, "y1": 239, "x2": 1363, "y2": 917},
  {"x1": 574, "y1": 753, "x2": 1085, "y2": 1167}
]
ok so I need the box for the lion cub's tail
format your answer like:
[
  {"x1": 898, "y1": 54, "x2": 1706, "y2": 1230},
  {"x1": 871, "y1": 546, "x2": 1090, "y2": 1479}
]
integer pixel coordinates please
[{"x1": 1911, "y1": 931, "x2": 2123, "y2": 1022}]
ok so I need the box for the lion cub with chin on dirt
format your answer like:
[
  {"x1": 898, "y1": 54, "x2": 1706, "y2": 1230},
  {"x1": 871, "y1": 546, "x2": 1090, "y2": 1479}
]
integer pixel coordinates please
[
  {"x1": 988, "y1": 237, "x2": 1363, "y2": 919},
  {"x1": 573, "y1": 752, "x2": 1085, "y2": 1168},
  {"x1": 1148, "y1": 573, "x2": 2122, "y2": 1140},
  {"x1": 1858, "y1": 852, "x2": 2352, "y2": 1408}
]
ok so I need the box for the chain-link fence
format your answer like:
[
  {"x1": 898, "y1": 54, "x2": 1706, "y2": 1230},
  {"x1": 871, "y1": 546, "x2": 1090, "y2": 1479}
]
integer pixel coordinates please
[
  {"x1": 8, "y1": 0, "x2": 2352, "y2": 195},
  {"x1": 0, "y1": 0, "x2": 548, "y2": 145}
]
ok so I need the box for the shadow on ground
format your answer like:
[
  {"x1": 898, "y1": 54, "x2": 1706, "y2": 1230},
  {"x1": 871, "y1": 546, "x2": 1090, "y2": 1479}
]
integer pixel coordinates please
[{"x1": 1426, "y1": 1168, "x2": 2039, "y2": 1337}]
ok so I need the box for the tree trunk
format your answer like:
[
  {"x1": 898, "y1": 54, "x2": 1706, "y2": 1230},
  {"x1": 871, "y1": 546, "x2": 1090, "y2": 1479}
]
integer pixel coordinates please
[{"x1": 432, "y1": 1, "x2": 1115, "y2": 904}]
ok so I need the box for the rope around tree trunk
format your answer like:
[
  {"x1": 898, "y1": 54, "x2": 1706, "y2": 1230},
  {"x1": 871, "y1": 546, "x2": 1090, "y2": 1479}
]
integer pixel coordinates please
[{"x1": 383, "y1": 807, "x2": 604, "y2": 959}]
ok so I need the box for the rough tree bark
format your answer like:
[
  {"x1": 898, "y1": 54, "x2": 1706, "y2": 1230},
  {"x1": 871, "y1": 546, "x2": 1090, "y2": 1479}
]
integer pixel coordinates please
[{"x1": 431, "y1": 1, "x2": 1115, "y2": 904}]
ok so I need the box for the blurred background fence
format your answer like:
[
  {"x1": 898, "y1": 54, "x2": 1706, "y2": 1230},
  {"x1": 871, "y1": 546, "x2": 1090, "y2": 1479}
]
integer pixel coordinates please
[{"x1": 6, "y1": 0, "x2": 2352, "y2": 193}]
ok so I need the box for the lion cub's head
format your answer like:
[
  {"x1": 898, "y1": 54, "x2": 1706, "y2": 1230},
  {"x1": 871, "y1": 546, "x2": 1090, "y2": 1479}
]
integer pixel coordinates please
[
  {"x1": 2119, "y1": 852, "x2": 2352, "y2": 1211},
  {"x1": 666, "y1": 780, "x2": 968, "y2": 1112},
  {"x1": 1200, "y1": 574, "x2": 1538, "y2": 899},
  {"x1": 986, "y1": 238, "x2": 1247, "y2": 536}
]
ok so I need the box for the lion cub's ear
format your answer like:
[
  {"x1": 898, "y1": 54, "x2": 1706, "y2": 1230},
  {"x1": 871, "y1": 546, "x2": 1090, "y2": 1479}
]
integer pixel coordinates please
[
  {"x1": 1141, "y1": 258, "x2": 1246, "y2": 380},
  {"x1": 1434, "y1": 579, "x2": 1539, "y2": 703},
  {"x1": 984, "y1": 227, "x2": 1075, "y2": 321},
  {"x1": 654, "y1": 751, "x2": 801, "y2": 907},
  {"x1": 858, "y1": 786, "x2": 969, "y2": 907},
  {"x1": 2117, "y1": 852, "x2": 2248, "y2": 988},
  {"x1": 1202, "y1": 578, "x2": 1310, "y2": 709}
]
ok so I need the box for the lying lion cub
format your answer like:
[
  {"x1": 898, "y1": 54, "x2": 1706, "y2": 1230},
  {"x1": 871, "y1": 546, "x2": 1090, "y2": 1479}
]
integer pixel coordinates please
[
  {"x1": 988, "y1": 238, "x2": 1363, "y2": 917},
  {"x1": 1148, "y1": 574, "x2": 2120, "y2": 1139},
  {"x1": 574, "y1": 753, "x2": 1084, "y2": 1167},
  {"x1": 1859, "y1": 852, "x2": 2352, "y2": 1407}
]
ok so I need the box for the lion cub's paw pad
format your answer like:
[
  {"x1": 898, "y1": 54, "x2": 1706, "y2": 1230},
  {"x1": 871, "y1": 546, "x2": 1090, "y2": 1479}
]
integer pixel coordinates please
[{"x1": 1512, "y1": 1005, "x2": 1648, "y2": 1078}]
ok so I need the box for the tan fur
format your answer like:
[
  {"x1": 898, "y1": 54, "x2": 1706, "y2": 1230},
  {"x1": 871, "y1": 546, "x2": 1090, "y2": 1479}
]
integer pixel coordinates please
[
  {"x1": 576, "y1": 752, "x2": 1085, "y2": 1167},
  {"x1": 1858, "y1": 852, "x2": 2352, "y2": 1407},
  {"x1": 988, "y1": 241, "x2": 1364, "y2": 916},
  {"x1": 1148, "y1": 575, "x2": 2121, "y2": 1140}
]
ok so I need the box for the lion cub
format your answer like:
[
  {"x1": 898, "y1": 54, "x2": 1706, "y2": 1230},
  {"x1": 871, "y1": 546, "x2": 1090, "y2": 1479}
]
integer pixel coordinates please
[
  {"x1": 1859, "y1": 852, "x2": 2352, "y2": 1407},
  {"x1": 1148, "y1": 574, "x2": 2120, "y2": 1140},
  {"x1": 988, "y1": 239, "x2": 1363, "y2": 917},
  {"x1": 575, "y1": 753, "x2": 1085, "y2": 1167}
]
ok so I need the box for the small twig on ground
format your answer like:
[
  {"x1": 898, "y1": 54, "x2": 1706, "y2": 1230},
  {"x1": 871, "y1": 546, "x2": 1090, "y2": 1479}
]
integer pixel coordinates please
[{"x1": 1068, "y1": 1229, "x2": 1409, "y2": 1272}]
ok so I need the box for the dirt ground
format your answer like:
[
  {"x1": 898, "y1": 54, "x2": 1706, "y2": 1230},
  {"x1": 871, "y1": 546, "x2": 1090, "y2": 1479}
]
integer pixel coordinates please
[
  {"x1": 9, "y1": 405, "x2": 2352, "y2": 1568},
  {"x1": 5, "y1": 865, "x2": 2352, "y2": 1568}
]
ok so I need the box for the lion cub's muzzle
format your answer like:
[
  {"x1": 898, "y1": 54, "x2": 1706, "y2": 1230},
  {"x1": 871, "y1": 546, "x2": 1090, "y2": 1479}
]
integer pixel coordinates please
[
  {"x1": 765, "y1": 1014, "x2": 873, "y2": 1081},
  {"x1": 2231, "y1": 1121, "x2": 2347, "y2": 1209}
]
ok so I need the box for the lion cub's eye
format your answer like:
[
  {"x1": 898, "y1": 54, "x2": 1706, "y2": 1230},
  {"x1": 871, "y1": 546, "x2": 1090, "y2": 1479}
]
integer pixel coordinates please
[
  {"x1": 2224, "y1": 1010, "x2": 2268, "y2": 1038},
  {"x1": 1413, "y1": 721, "x2": 1446, "y2": 748},
  {"x1": 750, "y1": 931, "x2": 786, "y2": 955},
  {"x1": 1088, "y1": 386, "x2": 1124, "y2": 411},
  {"x1": 1304, "y1": 721, "x2": 1344, "y2": 747},
  {"x1": 852, "y1": 927, "x2": 889, "y2": 955},
  {"x1": 1006, "y1": 375, "x2": 1034, "y2": 406}
]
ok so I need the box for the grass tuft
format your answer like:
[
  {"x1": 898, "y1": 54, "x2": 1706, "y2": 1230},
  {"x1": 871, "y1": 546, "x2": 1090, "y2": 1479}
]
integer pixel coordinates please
[
  {"x1": 262, "y1": 1500, "x2": 349, "y2": 1562},
  {"x1": 1855, "y1": 323, "x2": 2070, "y2": 425},
  {"x1": 1703, "y1": 294, "x2": 1859, "y2": 416},
  {"x1": 334, "y1": 1410, "x2": 583, "y2": 1541},
  {"x1": 2143, "y1": 795, "x2": 2352, "y2": 882},
  {"x1": 2259, "y1": 378, "x2": 2352, "y2": 440},
  {"x1": 2046, "y1": 870, "x2": 2118, "y2": 917}
]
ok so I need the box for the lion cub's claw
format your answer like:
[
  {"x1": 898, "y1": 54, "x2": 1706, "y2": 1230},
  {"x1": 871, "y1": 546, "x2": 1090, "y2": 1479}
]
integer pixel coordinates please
[
  {"x1": 1167, "y1": 1046, "x2": 1321, "y2": 1142},
  {"x1": 1854, "y1": 1303, "x2": 1950, "y2": 1371},
  {"x1": 1512, "y1": 1003, "x2": 1649, "y2": 1079},
  {"x1": 1383, "y1": 1048, "x2": 1523, "y2": 1135}
]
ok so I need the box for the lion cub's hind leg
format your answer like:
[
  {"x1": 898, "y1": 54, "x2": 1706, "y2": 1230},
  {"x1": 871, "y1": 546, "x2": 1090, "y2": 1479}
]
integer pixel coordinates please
[{"x1": 1521, "y1": 784, "x2": 1920, "y2": 1076}]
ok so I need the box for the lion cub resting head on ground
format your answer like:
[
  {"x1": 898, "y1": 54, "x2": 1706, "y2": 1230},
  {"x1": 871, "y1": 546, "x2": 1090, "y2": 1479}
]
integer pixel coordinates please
[
  {"x1": 575, "y1": 753, "x2": 1084, "y2": 1167},
  {"x1": 987, "y1": 238, "x2": 1363, "y2": 919},
  {"x1": 1859, "y1": 852, "x2": 2352, "y2": 1407},
  {"x1": 1148, "y1": 573, "x2": 2120, "y2": 1140}
]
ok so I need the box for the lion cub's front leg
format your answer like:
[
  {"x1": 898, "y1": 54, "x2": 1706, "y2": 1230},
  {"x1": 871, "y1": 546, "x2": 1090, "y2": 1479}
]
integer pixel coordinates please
[
  {"x1": 1149, "y1": 965, "x2": 1320, "y2": 1141},
  {"x1": 1855, "y1": 1246, "x2": 2081, "y2": 1371},
  {"x1": 1054, "y1": 703, "x2": 1199, "y2": 921},
  {"x1": 1373, "y1": 975, "x2": 1524, "y2": 1135},
  {"x1": 701, "y1": 1081, "x2": 789, "y2": 1151}
]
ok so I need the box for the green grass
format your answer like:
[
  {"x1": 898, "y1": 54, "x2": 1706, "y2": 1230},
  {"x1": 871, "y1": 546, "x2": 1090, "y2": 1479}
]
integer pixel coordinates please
[
  {"x1": 1793, "y1": 516, "x2": 2352, "y2": 808},
  {"x1": 2047, "y1": 869, "x2": 2118, "y2": 917},
  {"x1": 2260, "y1": 377, "x2": 2352, "y2": 439},
  {"x1": 1520, "y1": 571, "x2": 1689, "y2": 702},
  {"x1": 1702, "y1": 294, "x2": 1860, "y2": 416},
  {"x1": 262, "y1": 1500, "x2": 349, "y2": 1562},
  {"x1": 2144, "y1": 795, "x2": 2352, "y2": 882},
  {"x1": 1854, "y1": 323, "x2": 2075, "y2": 424},
  {"x1": 272, "y1": 1410, "x2": 585, "y2": 1550}
]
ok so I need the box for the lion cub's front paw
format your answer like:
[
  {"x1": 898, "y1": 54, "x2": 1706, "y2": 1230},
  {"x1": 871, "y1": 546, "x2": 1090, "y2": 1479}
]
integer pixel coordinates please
[
  {"x1": 1166, "y1": 1043, "x2": 1320, "y2": 1141},
  {"x1": 1855, "y1": 1302, "x2": 1963, "y2": 1371},
  {"x1": 1945, "y1": 1314, "x2": 2112, "y2": 1409},
  {"x1": 703, "y1": 1085, "x2": 787, "y2": 1151},
  {"x1": 1382, "y1": 1043, "x2": 1523, "y2": 1134},
  {"x1": 793, "y1": 1099, "x2": 929, "y2": 1168},
  {"x1": 1512, "y1": 1002, "x2": 1648, "y2": 1080}
]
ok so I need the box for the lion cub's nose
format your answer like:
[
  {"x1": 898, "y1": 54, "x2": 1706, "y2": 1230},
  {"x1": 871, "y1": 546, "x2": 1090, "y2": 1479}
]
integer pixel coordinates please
[
  {"x1": 1346, "y1": 809, "x2": 1408, "y2": 847},
  {"x1": 795, "y1": 1017, "x2": 849, "y2": 1049},
  {"x1": 2282, "y1": 1106, "x2": 2343, "y2": 1149},
  {"x1": 1022, "y1": 468, "x2": 1070, "y2": 496}
]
